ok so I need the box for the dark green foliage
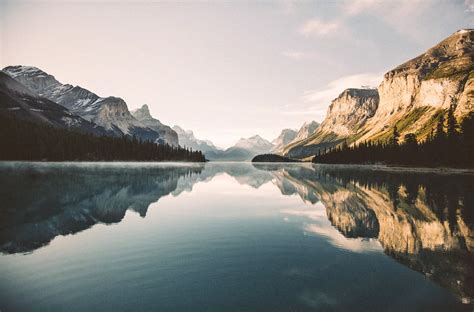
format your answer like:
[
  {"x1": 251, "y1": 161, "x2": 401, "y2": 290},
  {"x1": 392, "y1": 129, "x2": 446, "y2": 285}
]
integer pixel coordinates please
[
  {"x1": 390, "y1": 126, "x2": 400, "y2": 146},
  {"x1": 0, "y1": 115, "x2": 206, "y2": 162},
  {"x1": 251, "y1": 154, "x2": 300, "y2": 162},
  {"x1": 313, "y1": 113, "x2": 474, "y2": 168}
]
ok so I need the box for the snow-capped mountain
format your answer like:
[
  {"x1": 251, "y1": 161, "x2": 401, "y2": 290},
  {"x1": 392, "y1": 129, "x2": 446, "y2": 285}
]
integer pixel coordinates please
[
  {"x1": 2, "y1": 65, "x2": 172, "y2": 144},
  {"x1": 234, "y1": 135, "x2": 274, "y2": 154},
  {"x1": 172, "y1": 125, "x2": 218, "y2": 152},
  {"x1": 132, "y1": 105, "x2": 179, "y2": 146},
  {"x1": 0, "y1": 71, "x2": 106, "y2": 135}
]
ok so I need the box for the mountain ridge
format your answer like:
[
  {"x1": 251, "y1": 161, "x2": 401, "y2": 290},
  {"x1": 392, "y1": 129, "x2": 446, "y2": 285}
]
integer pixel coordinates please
[{"x1": 283, "y1": 29, "x2": 474, "y2": 159}]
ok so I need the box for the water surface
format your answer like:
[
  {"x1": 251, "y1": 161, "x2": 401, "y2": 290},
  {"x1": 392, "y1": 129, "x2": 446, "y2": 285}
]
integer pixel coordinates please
[{"x1": 0, "y1": 162, "x2": 472, "y2": 311}]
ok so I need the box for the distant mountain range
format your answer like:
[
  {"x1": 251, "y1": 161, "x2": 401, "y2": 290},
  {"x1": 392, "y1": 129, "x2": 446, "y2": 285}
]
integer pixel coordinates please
[
  {"x1": 175, "y1": 125, "x2": 320, "y2": 161},
  {"x1": 280, "y1": 29, "x2": 474, "y2": 159},
  {"x1": 0, "y1": 64, "x2": 321, "y2": 161}
]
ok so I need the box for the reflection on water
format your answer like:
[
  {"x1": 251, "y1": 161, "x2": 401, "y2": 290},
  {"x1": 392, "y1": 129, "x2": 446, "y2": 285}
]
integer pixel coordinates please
[
  {"x1": 0, "y1": 162, "x2": 472, "y2": 311},
  {"x1": 255, "y1": 164, "x2": 474, "y2": 305}
]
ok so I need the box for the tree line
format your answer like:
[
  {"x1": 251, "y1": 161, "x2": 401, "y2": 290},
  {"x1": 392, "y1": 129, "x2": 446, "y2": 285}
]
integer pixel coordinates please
[
  {"x1": 0, "y1": 114, "x2": 206, "y2": 162},
  {"x1": 313, "y1": 106, "x2": 474, "y2": 168}
]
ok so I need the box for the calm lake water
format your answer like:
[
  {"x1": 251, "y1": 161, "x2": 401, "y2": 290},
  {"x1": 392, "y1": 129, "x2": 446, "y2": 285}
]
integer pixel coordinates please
[{"x1": 0, "y1": 162, "x2": 472, "y2": 311}]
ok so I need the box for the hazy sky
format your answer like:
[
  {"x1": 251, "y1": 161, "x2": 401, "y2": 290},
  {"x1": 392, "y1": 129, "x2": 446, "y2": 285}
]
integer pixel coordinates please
[{"x1": 1, "y1": 0, "x2": 473, "y2": 148}]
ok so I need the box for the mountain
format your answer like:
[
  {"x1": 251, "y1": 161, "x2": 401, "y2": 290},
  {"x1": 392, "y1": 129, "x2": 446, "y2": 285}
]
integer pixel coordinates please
[
  {"x1": 203, "y1": 135, "x2": 274, "y2": 161},
  {"x1": 172, "y1": 125, "x2": 218, "y2": 153},
  {"x1": 131, "y1": 104, "x2": 178, "y2": 146},
  {"x1": 2, "y1": 65, "x2": 169, "y2": 143},
  {"x1": 0, "y1": 71, "x2": 105, "y2": 135},
  {"x1": 234, "y1": 135, "x2": 274, "y2": 154},
  {"x1": 280, "y1": 121, "x2": 320, "y2": 155},
  {"x1": 205, "y1": 147, "x2": 256, "y2": 161},
  {"x1": 285, "y1": 29, "x2": 474, "y2": 159},
  {"x1": 293, "y1": 121, "x2": 320, "y2": 142},
  {"x1": 271, "y1": 129, "x2": 297, "y2": 153}
]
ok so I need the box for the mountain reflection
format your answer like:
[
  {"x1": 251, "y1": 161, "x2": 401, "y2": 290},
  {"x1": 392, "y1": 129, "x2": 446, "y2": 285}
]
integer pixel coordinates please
[
  {"x1": 0, "y1": 163, "x2": 205, "y2": 254},
  {"x1": 254, "y1": 164, "x2": 474, "y2": 304},
  {"x1": 0, "y1": 162, "x2": 472, "y2": 304}
]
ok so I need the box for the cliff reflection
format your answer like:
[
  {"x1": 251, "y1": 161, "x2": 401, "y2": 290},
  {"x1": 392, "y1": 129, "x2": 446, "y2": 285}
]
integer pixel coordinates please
[{"x1": 254, "y1": 164, "x2": 474, "y2": 304}]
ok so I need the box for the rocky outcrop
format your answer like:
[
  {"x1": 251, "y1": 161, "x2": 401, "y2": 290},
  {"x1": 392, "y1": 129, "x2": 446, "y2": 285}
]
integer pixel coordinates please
[
  {"x1": 293, "y1": 121, "x2": 320, "y2": 143},
  {"x1": 132, "y1": 104, "x2": 178, "y2": 146},
  {"x1": 284, "y1": 29, "x2": 474, "y2": 159},
  {"x1": 358, "y1": 29, "x2": 474, "y2": 142},
  {"x1": 284, "y1": 88, "x2": 378, "y2": 158},
  {"x1": 2, "y1": 65, "x2": 166, "y2": 143},
  {"x1": 271, "y1": 129, "x2": 297, "y2": 153},
  {"x1": 318, "y1": 88, "x2": 379, "y2": 136}
]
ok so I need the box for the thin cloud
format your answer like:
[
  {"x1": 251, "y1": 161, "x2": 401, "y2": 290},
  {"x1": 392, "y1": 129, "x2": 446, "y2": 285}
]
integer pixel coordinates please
[
  {"x1": 302, "y1": 72, "x2": 383, "y2": 105},
  {"x1": 466, "y1": 0, "x2": 474, "y2": 12},
  {"x1": 281, "y1": 51, "x2": 309, "y2": 60},
  {"x1": 298, "y1": 19, "x2": 341, "y2": 37}
]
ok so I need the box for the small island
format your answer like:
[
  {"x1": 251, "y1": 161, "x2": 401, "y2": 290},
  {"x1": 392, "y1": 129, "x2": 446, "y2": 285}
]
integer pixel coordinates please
[{"x1": 252, "y1": 154, "x2": 301, "y2": 163}]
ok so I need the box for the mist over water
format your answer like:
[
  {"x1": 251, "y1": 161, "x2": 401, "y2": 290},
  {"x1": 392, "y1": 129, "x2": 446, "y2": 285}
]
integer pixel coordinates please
[{"x1": 0, "y1": 162, "x2": 472, "y2": 311}]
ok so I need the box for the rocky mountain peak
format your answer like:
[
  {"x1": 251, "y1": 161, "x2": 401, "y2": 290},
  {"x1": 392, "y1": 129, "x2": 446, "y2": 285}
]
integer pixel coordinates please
[
  {"x1": 320, "y1": 88, "x2": 379, "y2": 136},
  {"x1": 235, "y1": 135, "x2": 273, "y2": 154},
  {"x1": 131, "y1": 104, "x2": 153, "y2": 121},
  {"x1": 271, "y1": 128, "x2": 297, "y2": 153},
  {"x1": 387, "y1": 29, "x2": 474, "y2": 80}
]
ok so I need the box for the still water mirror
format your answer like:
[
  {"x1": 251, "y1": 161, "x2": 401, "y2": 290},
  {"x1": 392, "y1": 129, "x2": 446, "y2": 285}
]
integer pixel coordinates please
[{"x1": 0, "y1": 162, "x2": 472, "y2": 311}]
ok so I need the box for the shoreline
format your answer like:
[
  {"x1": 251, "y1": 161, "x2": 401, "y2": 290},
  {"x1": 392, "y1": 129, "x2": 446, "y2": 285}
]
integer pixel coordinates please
[{"x1": 312, "y1": 163, "x2": 474, "y2": 175}]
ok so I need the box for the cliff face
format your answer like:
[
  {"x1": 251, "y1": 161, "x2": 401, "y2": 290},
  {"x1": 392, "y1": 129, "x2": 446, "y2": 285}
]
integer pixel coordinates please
[
  {"x1": 284, "y1": 29, "x2": 474, "y2": 159},
  {"x1": 284, "y1": 88, "x2": 378, "y2": 158},
  {"x1": 319, "y1": 88, "x2": 379, "y2": 137},
  {"x1": 131, "y1": 105, "x2": 179, "y2": 146},
  {"x1": 2, "y1": 66, "x2": 174, "y2": 144},
  {"x1": 271, "y1": 129, "x2": 297, "y2": 153},
  {"x1": 359, "y1": 29, "x2": 474, "y2": 142}
]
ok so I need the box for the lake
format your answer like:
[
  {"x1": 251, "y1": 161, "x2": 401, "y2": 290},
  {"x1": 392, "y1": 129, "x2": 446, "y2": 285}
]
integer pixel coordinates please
[{"x1": 0, "y1": 162, "x2": 472, "y2": 311}]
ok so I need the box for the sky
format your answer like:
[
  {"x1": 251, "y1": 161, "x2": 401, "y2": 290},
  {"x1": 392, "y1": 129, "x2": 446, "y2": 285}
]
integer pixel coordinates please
[{"x1": 1, "y1": 0, "x2": 473, "y2": 148}]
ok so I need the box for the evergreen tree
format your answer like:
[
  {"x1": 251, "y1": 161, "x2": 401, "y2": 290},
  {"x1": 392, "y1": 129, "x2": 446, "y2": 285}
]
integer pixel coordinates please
[
  {"x1": 447, "y1": 100, "x2": 457, "y2": 141},
  {"x1": 435, "y1": 114, "x2": 446, "y2": 141},
  {"x1": 390, "y1": 126, "x2": 400, "y2": 146}
]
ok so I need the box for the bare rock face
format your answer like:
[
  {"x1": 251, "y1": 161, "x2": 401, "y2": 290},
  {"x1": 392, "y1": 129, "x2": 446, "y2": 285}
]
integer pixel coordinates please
[
  {"x1": 283, "y1": 89, "x2": 378, "y2": 158},
  {"x1": 293, "y1": 121, "x2": 320, "y2": 143},
  {"x1": 319, "y1": 88, "x2": 379, "y2": 137},
  {"x1": 271, "y1": 129, "x2": 297, "y2": 153},
  {"x1": 359, "y1": 29, "x2": 474, "y2": 142},
  {"x1": 2, "y1": 65, "x2": 164, "y2": 143},
  {"x1": 131, "y1": 105, "x2": 179, "y2": 146},
  {"x1": 285, "y1": 29, "x2": 474, "y2": 159}
]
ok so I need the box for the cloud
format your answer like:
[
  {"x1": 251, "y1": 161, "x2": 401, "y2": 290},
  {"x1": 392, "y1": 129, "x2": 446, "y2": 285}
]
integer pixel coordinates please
[
  {"x1": 304, "y1": 224, "x2": 382, "y2": 253},
  {"x1": 466, "y1": 0, "x2": 474, "y2": 12},
  {"x1": 281, "y1": 51, "x2": 309, "y2": 60},
  {"x1": 298, "y1": 19, "x2": 341, "y2": 37},
  {"x1": 301, "y1": 72, "x2": 383, "y2": 105}
]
